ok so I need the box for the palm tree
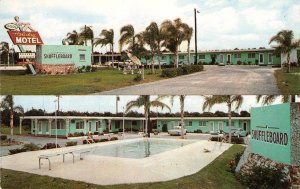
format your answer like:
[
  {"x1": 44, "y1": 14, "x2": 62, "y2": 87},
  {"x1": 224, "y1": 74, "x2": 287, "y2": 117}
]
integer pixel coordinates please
[
  {"x1": 94, "y1": 29, "x2": 115, "y2": 64},
  {"x1": 164, "y1": 95, "x2": 186, "y2": 139},
  {"x1": 256, "y1": 95, "x2": 298, "y2": 105},
  {"x1": 119, "y1": 24, "x2": 135, "y2": 52},
  {"x1": 0, "y1": 95, "x2": 24, "y2": 137},
  {"x1": 62, "y1": 30, "x2": 84, "y2": 45},
  {"x1": 125, "y1": 95, "x2": 171, "y2": 137},
  {"x1": 144, "y1": 22, "x2": 162, "y2": 73},
  {"x1": 184, "y1": 27, "x2": 193, "y2": 65},
  {"x1": 160, "y1": 18, "x2": 190, "y2": 68},
  {"x1": 202, "y1": 95, "x2": 243, "y2": 143},
  {"x1": 269, "y1": 30, "x2": 300, "y2": 73},
  {"x1": 79, "y1": 25, "x2": 94, "y2": 52}
]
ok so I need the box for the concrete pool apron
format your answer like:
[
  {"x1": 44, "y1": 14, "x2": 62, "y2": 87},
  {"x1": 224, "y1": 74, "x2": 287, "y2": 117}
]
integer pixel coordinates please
[{"x1": 0, "y1": 138, "x2": 232, "y2": 185}]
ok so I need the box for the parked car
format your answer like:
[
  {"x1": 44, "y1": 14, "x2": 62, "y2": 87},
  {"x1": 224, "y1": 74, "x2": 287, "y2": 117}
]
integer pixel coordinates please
[
  {"x1": 168, "y1": 126, "x2": 187, "y2": 136},
  {"x1": 224, "y1": 128, "x2": 248, "y2": 137},
  {"x1": 233, "y1": 128, "x2": 248, "y2": 137}
]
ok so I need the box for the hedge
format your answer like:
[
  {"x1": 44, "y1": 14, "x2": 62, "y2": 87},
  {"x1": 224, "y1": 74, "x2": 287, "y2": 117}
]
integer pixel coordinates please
[{"x1": 161, "y1": 65, "x2": 204, "y2": 78}]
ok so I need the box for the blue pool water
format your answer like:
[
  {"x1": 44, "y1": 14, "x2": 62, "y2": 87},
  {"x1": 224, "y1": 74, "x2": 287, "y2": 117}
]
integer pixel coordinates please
[{"x1": 91, "y1": 139, "x2": 195, "y2": 159}]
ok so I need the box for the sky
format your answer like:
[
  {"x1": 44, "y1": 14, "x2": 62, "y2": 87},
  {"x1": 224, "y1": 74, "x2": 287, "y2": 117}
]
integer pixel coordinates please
[
  {"x1": 1, "y1": 95, "x2": 292, "y2": 114},
  {"x1": 1, "y1": 0, "x2": 300, "y2": 52}
]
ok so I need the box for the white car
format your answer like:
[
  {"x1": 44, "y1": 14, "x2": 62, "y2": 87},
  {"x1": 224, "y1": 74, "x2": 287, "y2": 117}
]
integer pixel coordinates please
[
  {"x1": 233, "y1": 128, "x2": 248, "y2": 137},
  {"x1": 168, "y1": 126, "x2": 187, "y2": 136}
]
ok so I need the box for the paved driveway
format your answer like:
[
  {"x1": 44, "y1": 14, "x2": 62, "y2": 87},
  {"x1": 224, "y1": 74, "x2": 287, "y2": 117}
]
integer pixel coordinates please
[{"x1": 98, "y1": 65, "x2": 279, "y2": 95}]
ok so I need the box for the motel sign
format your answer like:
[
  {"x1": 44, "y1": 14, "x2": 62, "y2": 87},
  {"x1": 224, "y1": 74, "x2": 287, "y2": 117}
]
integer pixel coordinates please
[{"x1": 7, "y1": 31, "x2": 43, "y2": 45}]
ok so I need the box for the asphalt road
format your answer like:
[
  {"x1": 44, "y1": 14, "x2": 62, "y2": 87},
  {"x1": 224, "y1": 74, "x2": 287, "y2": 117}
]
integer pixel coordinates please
[{"x1": 97, "y1": 65, "x2": 280, "y2": 95}]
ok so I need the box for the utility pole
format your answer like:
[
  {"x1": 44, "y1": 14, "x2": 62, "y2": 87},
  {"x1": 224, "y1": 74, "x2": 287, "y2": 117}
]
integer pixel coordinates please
[
  {"x1": 194, "y1": 8, "x2": 200, "y2": 64},
  {"x1": 116, "y1": 96, "x2": 120, "y2": 114},
  {"x1": 56, "y1": 95, "x2": 61, "y2": 116}
]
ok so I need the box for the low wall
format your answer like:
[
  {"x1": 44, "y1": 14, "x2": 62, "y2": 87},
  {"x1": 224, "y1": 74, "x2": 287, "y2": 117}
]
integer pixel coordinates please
[
  {"x1": 35, "y1": 63, "x2": 76, "y2": 74},
  {"x1": 238, "y1": 153, "x2": 300, "y2": 188}
]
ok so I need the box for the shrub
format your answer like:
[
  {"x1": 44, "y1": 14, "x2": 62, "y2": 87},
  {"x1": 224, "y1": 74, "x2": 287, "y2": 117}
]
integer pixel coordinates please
[
  {"x1": 228, "y1": 152, "x2": 243, "y2": 172},
  {"x1": 100, "y1": 138, "x2": 109, "y2": 142},
  {"x1": 9, "y1": 148, "x2": 27, "y2": 155},
  {"x1": 82, "y1": 139, "x2": 94, "y2": 144},
  {"x1": 79, "y1": 132, "x2": 85, "y2": 136},
  {"x1": 176, "y1": 67, "x2": 183, "y2": 75},
  {"x1": 91, "y1": 66, "x2": 97, "y2": 72},
  {"x1": 1, "y1": 135, "x2": 7, "y2": 141},
  {"x1": 68, "y1": 133, "x2": 74, "y2": 137},
  {"x1": 94, "y1": 131, "x2": 99, "y2": 135},
  {"x1": 237, "y1": 61, "x2": 242, "y2": 65},
  {"x1": 161, "y1": 65, "x2": 203, "y2": 78},
  {"x1": 161, "y1": 68, "x2": 177, "y2": 78},
  {"x1": 181, "y1": 65, "x2": 192, "y2": 75},
  {"x1": 194, "y1": 129, "x2": 202, "y2": 133},
  {"x1": 85, "y1": 65, "x2": 91, "y2": 72},
  {"x1": 23, "y1": 143, "x2": 40, "y2": 151},
  {"x1": 65, "y1": 141, "x2": 77, "y2": 147},
  {"x1": 93, "y1": 139, "x2": 100, "y2": 143},
  {"x1": 236, "y1": 166, "x2": 289, "y2": 189},
  {"x1": 134, "y1": 74, "x2": 142, "y2": 81},
  {"x1": 110, "y1": 137, "x2": 118, "y2": 141},
  {"x1": 231, "y1": 137, "x2": 244, "y2": 144},
  {"x1": 209, "y1": 136, "x2": 221, "y2": 141},
  {"x1": 42, "y1": 143, "x2": 60, "y2": 149},
  {"x1": 190, "y1": 65, "x2": 203, "y2": 72}
]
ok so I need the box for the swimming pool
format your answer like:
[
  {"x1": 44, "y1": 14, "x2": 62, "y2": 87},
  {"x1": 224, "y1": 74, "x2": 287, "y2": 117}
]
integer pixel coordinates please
[{"x1": 90, "y1": 139, "x2": 195, "y2": 159}]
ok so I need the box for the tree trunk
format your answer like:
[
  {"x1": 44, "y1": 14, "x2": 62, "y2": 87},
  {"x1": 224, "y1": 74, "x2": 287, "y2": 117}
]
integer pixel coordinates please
[
  {"x1": 287, "y1": 52, "x2": 291, "y2": 73},
  {"x1": 10, "y1": 109, "x2": 14, "y2": 137},
  {"x1": 175, "y1": 47, "x2": 179, "y2": 68},
  {"x1": 158, "y1": 55, "x2": 161, "y2": 70},
  {"x1": 228, "y1": 102, "x2": 232, "y2": 144},
  {"x1": 144, "y1": 108, "x2": 148, "y2": 137},
  {"x1": 111, "y1": 44, "x2": 115, "y2": 67},
  {"x1": 187, "y1": 41, "x2": 191, "y2": 65},
  {"x1": 180, "y1": 95, "x2": 185, "y2": 139},
  {"x1": 148, "y1": 108, "x2": 151, "y2": 138},
  {"x1": 91, "y1": 39, "x2": 94, "y2": 54},
  {"x1": 151, "y1": 55, "x2": 155, "y2": 74}
]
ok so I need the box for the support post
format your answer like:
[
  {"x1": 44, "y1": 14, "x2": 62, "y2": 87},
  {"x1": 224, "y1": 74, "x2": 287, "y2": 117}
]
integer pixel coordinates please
[{"x1": 19, "y1": 118, "x2": 22, "y2": 135}]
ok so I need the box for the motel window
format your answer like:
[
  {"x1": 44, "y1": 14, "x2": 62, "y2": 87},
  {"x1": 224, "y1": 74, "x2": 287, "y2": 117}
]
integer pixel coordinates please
[
  {"x1": 161, "y1": 56, "x2": 166, "y2": 60},
  {"x1": 185, "y1": 121, "x2": 192, "y2": 126},
  {"x1": 234, "y1": 54, "x2": 241, "y2": 58},
  {"x1": 179, "y1": 55, "x2": 184, "y2": 59},
  {"x1": 45, "y1": 122, "x2": 49, "y2": 132},
  {"x1": 268, "y1": 53, "x2": 272, "y2": 64},
  {"x1": 76, "y1": 121, "x2": 84, "y2": 129},
  {"x1": 51, "y1": 120, "x2": 66, "y2": 130},
  {"x1": 226, "y1": 121, "x2": 234, "y2": 127},
  {"x1": 132, "y1": 121, "x2": 137, "y2": 126},
  {"x1": 96, "y1": 121, "x2": 102, "y2": 130},
  {"x1": 199, "y1": 121, "x2": 206, "y2": 126},
  {"x1": 38, "y1": 121, "x2": 42, "y2": 132},
  {"x1": 199, "y1": 54, "x2": 205, "y2": 59},
  {"x1": 115, "y1": 121, "x2": 121, "y2": 129},
  {"x1": 80, "y1": 54, "x2": 85, "y2": 61},
  {"x1": 248, "y1": 53, "x2": 255, "y2": 59}
]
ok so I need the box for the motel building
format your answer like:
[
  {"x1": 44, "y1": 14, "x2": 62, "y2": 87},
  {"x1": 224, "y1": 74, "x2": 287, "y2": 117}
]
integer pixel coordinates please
[
  {"x1": 92, "y1": 48, "x2": 300, "y2": 66},
  {"x1": 19, "y1": 116, "x2": 250, "y2": 138}
]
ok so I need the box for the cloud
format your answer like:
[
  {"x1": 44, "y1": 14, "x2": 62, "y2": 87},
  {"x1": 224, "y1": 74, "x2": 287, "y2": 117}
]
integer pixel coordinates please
[{"x1": 0, "y1": 0, "x2": 299, "y2": 52}]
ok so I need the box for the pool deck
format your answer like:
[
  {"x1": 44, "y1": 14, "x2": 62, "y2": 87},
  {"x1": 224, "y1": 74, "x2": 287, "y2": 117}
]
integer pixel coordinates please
[{"x1": 0, "y1": 138, "x2": 231, "y2": 185}]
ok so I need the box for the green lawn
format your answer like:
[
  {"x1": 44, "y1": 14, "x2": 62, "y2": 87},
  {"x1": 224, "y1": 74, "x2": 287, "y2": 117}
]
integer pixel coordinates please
[
  {"x1": 0, "y1": 126, "x2": 29, "y2": 136},
  {"x1": 1, "y1": 145, "x2": 245, "y2": 189},
  {"x1": 0, "y1": 68, "x2": 163, "y2": 95},
  {"x1": 275, "y1": 67, "x2": 300, "y2": 94}
]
